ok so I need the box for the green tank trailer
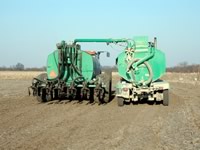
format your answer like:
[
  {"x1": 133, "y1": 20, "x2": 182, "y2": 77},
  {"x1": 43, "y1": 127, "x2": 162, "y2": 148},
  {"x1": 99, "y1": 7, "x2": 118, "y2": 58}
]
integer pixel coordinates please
[
  {"x1": 29, "y1": 36, "x2": 169, "y2": 106},
  {"x1": 115, "y1": 37, "x2": 169, "y2": 106},
  {"x1": 29, "y1": 40, "x2": 112, "y2": 104}
]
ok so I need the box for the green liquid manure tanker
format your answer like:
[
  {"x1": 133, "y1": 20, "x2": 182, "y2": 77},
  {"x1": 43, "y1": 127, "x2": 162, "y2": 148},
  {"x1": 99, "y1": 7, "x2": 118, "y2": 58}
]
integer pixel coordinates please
[{"x1": 29, "y1": 36, "x2": 169, "y2": 106}]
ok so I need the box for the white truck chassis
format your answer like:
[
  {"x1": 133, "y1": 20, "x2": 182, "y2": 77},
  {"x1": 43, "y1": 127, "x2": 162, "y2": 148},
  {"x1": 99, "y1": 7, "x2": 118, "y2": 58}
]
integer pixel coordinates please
[{"x1": 116, "y1": 80, "x2": 170, "y2": 106}]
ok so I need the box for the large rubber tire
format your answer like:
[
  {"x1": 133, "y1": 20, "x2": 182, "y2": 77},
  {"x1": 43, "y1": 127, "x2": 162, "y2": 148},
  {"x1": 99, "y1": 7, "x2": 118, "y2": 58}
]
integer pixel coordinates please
[
  {"x1": 100, "y1": 71, "x2": 112, "y2": 103},
  {"x1": 163, "y1": 90, "x2": 169, "y2": 106},
  {"x1": 117, "y1": 97, "x2": 124, "y2": 107}
]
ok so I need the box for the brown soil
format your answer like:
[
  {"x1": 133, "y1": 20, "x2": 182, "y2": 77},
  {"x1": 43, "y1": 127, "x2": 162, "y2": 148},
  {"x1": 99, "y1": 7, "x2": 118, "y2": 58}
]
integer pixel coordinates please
[{"x1": 0, "y1": 72, "x2": 200, "y2": 150}]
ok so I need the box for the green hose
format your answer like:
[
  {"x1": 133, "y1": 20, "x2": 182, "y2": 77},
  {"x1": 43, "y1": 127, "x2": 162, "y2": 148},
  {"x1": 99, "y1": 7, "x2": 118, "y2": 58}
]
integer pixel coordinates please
[{"x1": 127, "y1": 58, "x2": 153, "y2": 86}]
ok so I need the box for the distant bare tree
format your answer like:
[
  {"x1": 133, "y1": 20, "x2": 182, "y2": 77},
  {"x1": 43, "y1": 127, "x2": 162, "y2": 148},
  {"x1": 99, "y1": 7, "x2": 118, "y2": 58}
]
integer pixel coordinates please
[
  {"x1": 167, "y1": 62, "x2": 200, "y2": 73},
  {"x1": 0, "y1": 64, "x2": 46, "y2": 71},
  {"x1": 15, "y1": 63, "x2": 24, "y2": 71}
]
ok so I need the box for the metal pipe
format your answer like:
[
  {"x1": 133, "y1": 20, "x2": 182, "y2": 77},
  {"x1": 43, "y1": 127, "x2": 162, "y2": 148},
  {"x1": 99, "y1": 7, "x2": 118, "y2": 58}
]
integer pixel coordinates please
[
  {"x1": 74, "y1": 38, "x2": 128, "y2": 43},
  {"x1": 131, "y1": 47, "x2": 155, "y2": 70},
  {"x1": 154, "y1": 37, "x2": 157, "y2": 48}
]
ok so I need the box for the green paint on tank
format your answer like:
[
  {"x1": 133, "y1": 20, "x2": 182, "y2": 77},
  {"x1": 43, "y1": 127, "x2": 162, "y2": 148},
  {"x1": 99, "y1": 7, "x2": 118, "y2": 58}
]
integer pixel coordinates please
[
  {"x1": 117, "y1": 36, "x2": 166, "y2": 84},
  {"x1": 46, "y1": 50, "x2": 101, "y2": 84}
]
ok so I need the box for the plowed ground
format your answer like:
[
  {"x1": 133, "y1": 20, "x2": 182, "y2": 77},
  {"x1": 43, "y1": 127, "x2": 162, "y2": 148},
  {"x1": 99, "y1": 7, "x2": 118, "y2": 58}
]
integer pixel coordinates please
[{"x1": 0, "y1": 72, "x2": 200, "y2": 150}]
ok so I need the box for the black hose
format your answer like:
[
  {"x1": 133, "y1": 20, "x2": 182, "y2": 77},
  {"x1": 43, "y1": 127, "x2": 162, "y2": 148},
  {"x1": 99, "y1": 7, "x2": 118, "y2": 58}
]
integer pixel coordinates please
[{"x1": 71, "y1": 46, "x2": 82, "y2": 77}]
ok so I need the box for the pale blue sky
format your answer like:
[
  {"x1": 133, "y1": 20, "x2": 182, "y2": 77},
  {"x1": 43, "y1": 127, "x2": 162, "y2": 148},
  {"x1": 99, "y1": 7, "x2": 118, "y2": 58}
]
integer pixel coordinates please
[{"x1": 0, "y1": 0, "x2": 200, "y2": 67}]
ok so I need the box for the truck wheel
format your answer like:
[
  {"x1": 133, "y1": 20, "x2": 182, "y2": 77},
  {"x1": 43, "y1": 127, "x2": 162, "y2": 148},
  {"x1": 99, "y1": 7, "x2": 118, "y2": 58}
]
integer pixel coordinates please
[
  {"x1": 117, "y1": 97, "x2": 124, "y2": 107},
  {"x1": 98, "y1": 71, "x2": 112, "y2": 103},
  {"x1": 163, "y1": 90, "x2": 169, "y2": 106},
  {"x1": 104, "y1": 71, "x2": 112, "y2": 103}
]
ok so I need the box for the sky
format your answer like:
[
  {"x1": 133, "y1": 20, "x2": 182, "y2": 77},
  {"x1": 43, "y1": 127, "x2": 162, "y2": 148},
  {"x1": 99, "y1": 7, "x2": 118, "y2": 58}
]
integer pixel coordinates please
[{"x1": 0, "y1": 0, "x2": 200, "y2": 67}]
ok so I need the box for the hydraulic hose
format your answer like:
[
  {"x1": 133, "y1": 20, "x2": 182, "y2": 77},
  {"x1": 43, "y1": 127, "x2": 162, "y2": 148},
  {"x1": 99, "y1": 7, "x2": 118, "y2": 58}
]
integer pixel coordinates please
[
  {"x1": 132, "y1": 47, "x2": 155, "y2": 70},
  {"x1": 71, "y1": 46, "x2": 83, "y2": 77},
  {"x1": 127, "y1": 58, "x2": 153, "y2": 86},
  {"x1": 63, "y1": 45, "x2": 83, "y2": 82}
]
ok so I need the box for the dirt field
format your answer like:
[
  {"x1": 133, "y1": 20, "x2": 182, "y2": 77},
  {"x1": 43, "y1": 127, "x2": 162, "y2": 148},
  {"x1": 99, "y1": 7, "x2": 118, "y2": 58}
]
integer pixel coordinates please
[{"x1": 0, "y1": 71, "x2": 200, "y2": 150}]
